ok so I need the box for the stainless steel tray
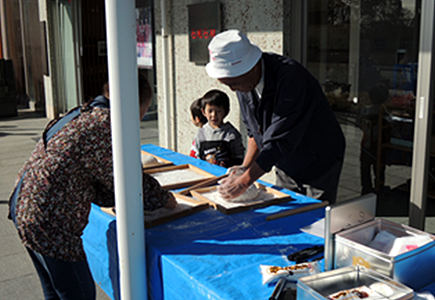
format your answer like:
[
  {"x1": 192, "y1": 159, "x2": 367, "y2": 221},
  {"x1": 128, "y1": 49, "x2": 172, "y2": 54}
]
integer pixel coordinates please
[
  {"x1": 297, "y1": 266, "x2": 414, "y2": 300},
  {"x1": 335, "y1": 218, "x2": 435, "y2": 290}
]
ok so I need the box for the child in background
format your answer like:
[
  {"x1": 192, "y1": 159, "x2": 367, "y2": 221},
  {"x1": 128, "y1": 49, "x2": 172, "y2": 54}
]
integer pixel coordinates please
[
  {"x1": 189, "y1": 98, "x2": 207, "y2": 158},
  {"x1": 190, "y1": 89, "x2": 245, "y2": 168},
  {"x1": 190, "y1": 98, "x2": 207, "y2": 128}
]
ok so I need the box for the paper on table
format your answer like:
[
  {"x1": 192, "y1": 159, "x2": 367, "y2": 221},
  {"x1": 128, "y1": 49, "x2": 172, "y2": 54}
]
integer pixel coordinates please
[
  {"x1": 415, "y1": 291, "x2": 435, "y2": 300},
  {"x1": 300, "y1": 218, "x2": 325, "y2": 238}
]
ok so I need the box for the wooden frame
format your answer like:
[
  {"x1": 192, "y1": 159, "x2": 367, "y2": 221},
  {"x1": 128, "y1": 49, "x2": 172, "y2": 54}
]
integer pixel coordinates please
[
  {"x1": 191, "y1": 182, "x2": 294, "y2": 214},
  {"x1": 100, "y1": 193, "x2": 209, "y2": 228},
  {"x1": 144, "y1": 164, "x2": 215, "y2": 190},
  {"x1": 141, "y1": 150, "x2": 173, "y2": 170}
]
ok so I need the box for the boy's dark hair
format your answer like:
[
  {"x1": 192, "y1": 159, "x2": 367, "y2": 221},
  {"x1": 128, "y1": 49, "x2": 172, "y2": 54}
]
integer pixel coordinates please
[
  {"x1": 190, "y1": 98, "x2": 207, "y2": 124},
  {"x1": 201, "y1": 90, "x2": 230, "y2": 115}
]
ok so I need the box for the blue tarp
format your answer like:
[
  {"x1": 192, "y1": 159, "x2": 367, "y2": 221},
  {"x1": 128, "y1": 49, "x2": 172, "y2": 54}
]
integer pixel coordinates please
[{"x1": 83, "y1": 144, "x2": 325, "y2": 299}]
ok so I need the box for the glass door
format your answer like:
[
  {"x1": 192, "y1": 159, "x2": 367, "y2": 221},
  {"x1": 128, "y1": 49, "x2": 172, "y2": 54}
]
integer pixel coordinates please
[
  {"x1": 50, "y1": 0, "x2": 80, "y2": 113},
  {"x1": 305, "y1": 1, "x2": 422, "y2": 216},
  {"x1": 136, "y1": 0, "x2": 158, "y2": 145}
]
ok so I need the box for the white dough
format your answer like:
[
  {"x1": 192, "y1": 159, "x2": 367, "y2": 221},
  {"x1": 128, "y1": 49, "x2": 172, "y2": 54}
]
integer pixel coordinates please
[
  {"x1": 141, "y1": 154, "x2": 158, "y2": 165},
  {"x1": 220, "y1": 168, "x2": 260, "y2": 202},
  {"x1": 230, "y1": 184, "x2": 260, "y2": 202},
  {"x1": 201, "y1": 188, "x2": 276, "y2": 209}
]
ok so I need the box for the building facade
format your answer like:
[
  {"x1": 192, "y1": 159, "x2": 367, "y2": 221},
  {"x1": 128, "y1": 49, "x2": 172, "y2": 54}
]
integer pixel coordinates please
[{"x1": 1, "y1": 0, "x2": 434, "y2": 228}]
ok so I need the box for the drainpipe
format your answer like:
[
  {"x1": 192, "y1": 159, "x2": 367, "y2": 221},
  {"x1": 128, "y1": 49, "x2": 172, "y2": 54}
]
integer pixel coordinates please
[
  {"x1": 18, "y1": 0, "x2": 33, "y2": 108},
  {"x1": 161, "y1": 0, "x2": 173, "y2": 149},
  {"x1": 104, "y1": 0, "x2": 147, "y2": 299}
]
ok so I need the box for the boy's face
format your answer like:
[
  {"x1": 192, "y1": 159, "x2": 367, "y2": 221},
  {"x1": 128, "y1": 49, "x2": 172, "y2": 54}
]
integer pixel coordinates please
[{"x1": 202, "y1": 104, "x2": 226, "y2": 129}]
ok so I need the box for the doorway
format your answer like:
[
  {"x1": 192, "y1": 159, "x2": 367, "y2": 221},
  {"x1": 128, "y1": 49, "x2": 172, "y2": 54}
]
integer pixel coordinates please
[
  {"x1": 304, "y1": 1, "x2": 426, "y2": 218},
  {"x1": 47, "y1": 0, "x2": 159, "y2": 146}
]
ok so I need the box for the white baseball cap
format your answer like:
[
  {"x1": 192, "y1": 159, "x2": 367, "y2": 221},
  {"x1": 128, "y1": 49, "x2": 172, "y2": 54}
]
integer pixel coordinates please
[{"x1": 206, "y1": 29, "x2": 262, "y2": 78}]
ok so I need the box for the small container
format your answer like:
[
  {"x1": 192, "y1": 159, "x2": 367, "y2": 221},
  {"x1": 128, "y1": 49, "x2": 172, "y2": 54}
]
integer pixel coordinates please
[
  {"x1": 334, "y1": 218, "x2": 435, "y2": 290},
  {"x1": 297, "y1": 265, "x2": 414, "y2": 300}
]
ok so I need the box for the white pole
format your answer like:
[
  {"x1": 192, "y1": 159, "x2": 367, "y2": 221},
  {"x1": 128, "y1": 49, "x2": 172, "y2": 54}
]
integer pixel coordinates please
[
  {"x1": 104, "y1": 0, "x2": 147, "y2": 299},
  {"x1": 409, "y1": 0, "x2": 435, "y2": 229}
]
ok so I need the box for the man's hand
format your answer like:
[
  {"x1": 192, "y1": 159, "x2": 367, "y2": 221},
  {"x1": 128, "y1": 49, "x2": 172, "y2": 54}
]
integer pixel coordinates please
[
  {"x1": 164, "y1": 192, "x2": 177, "y2": 209},
  {"x1": 217, "y1": 175, "x2": 249, "y2": 200},
  {"x1": 226, "y1": 165, "x2": 247, "y2": 176},
  {"x1": 219, "y1": 161, "x2": 266, "y2": 200}
]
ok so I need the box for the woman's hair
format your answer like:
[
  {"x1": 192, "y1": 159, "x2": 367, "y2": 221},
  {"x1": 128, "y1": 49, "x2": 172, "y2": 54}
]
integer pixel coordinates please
[
  {"x1": 99, "y1": 73, "x2": 153, "y2": 107},
  {"x1": 138, "y1": 73, "x2": 153, "y2": 107},
  {"x1": 190, "y1": 98, "x2": 207, "y2": 124},
  {"x1": 201, "y1": 89, "x2": 230, "y2": 115}
]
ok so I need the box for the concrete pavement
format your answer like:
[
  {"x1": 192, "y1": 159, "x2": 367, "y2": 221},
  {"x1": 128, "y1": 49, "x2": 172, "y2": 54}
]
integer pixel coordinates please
[{"x1": 0, "y1": 109, "x2": 51, "y2": 300}]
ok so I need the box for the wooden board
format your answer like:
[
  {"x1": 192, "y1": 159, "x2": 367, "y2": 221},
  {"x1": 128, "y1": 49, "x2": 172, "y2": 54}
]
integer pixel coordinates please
[
  {"x1": 141, "y1": 150, "x2": 173, "y2": 170},
  {"x1": 191, "y1": 182, "x2": 294, "y2": 214},
  {"x1": 100, "y1": 193, "x2": 209, "y2": 228},
  {"x1": 178, "y1": 174, "x2": 228, "y2": 196},
  {"x1": 143, "y1": 164, "x2": 215, "y2": 190}
]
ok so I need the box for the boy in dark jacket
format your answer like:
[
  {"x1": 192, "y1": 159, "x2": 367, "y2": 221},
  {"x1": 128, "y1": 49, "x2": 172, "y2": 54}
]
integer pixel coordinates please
[{"x1": 190, "y1": 89, "x2": 245, "y2": 168}]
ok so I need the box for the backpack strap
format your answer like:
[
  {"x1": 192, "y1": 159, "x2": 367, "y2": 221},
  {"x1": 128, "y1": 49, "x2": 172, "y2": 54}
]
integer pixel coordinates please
[
  {"x1": 43, "y1": 107, "x2": 82, "y2": 145},
  {"x1": 9, "y1": 170, "x2": 27, "y2": 226},
  {"x1": 43, "y1": 95, "x2": 110, "y2": 147}
]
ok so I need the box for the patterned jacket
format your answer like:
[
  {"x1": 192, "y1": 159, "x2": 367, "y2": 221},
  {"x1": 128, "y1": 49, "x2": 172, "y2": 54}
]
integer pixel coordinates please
[{"x1": 9, "y1": 105, "x2": 169, "y2": 261}]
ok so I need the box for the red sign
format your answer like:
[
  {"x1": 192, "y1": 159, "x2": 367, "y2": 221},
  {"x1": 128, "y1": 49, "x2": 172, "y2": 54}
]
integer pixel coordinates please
[
  {"x1": 190, "y1": 29, "x2": 216, "y2": 40},
  {"x1": 188, "y1": 1, "x2": 221, "y2": 63}
]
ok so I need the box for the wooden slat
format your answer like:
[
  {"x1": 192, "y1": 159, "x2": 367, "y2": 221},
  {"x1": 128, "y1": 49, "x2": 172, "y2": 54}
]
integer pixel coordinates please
[
  {"x1": 143, "y1": 164, "x2": 215, "y2": 190},
  {"x1": 178, "y1": 174, "x2": 228, "y2": 195},
  {"x1": 266, "y1": 201, "x2": 329, "y2": 221}
]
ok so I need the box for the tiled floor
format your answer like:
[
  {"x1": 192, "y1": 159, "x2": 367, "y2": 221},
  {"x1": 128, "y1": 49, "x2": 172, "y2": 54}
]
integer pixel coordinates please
[
  {"x1": 336, "y1": 120, "x2": 412, "y2": 202},
  {"x1": 335, "y1": 116, "x2": 435, "y2": 232}
]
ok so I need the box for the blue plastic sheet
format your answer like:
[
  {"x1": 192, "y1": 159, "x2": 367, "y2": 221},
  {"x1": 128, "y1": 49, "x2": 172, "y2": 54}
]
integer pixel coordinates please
[{"x1": 83, "y1": 144, "x2": 326, "y2": 300}]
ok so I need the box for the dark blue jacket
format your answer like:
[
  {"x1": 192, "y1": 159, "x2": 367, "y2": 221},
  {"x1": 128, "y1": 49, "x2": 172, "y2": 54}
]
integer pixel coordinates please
[{"x1": 237, "y1": 53, "x2": 345, "y2": 183}]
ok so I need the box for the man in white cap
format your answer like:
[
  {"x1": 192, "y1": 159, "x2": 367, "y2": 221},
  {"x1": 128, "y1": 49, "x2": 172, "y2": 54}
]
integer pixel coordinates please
[{"x1": 207, "y1": 29, "x2": 345, "y2": 203}]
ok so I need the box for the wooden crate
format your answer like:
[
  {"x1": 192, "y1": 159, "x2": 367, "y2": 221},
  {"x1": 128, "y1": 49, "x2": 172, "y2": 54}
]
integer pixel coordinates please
[
  {"x1": 141, "y1": 150, "x2": 173, "y2": 170},
  {"x1": 191, "y1": 182, "x2": 294, "y2": 214},
  {"x1": 101, "y1": 193, "x2": 209, "y2": 228},
  {"x1": 144, "y1": 164, "x2": 215, "y2": 190}
]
